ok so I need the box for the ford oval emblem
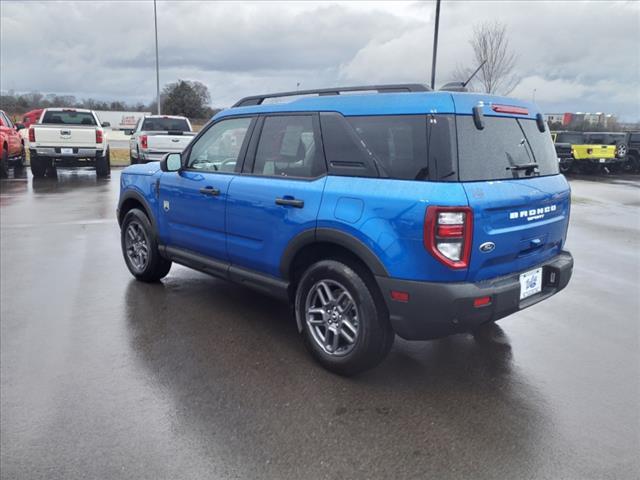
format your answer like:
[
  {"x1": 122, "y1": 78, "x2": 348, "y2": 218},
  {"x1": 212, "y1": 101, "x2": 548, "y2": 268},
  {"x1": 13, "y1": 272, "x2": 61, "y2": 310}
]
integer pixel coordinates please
[{"x1": 479, "y1": 242, "x2": 495, "y2": 253}]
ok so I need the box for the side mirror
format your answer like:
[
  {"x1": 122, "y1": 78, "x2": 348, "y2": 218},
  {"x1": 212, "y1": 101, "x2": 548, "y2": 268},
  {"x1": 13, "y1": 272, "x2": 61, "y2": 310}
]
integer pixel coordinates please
[
  {"x1": 535, "y1": 113, "x2": 546, "y2": 133},
  {"x1": 15, "y1": 123, "x2": 25, "y2": 131},
  {"x1": 101, "y1": 122, "x2": 111, "y2": 128},
  {"x1": 160, "y1": 152, "x2": 182, "y2": 172}
]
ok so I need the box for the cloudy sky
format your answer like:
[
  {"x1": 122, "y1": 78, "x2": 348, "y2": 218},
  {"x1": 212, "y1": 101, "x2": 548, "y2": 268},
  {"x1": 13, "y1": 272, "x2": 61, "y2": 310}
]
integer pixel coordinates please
[{"x1": 1, "y1": 1, "x2": 639, "y2": 120}]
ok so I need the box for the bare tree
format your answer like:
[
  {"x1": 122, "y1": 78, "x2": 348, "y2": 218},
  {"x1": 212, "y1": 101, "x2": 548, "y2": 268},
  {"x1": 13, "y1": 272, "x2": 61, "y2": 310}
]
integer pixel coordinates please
[{"x1": 455, "y1": 21, "x2": 520, "y2": 95}]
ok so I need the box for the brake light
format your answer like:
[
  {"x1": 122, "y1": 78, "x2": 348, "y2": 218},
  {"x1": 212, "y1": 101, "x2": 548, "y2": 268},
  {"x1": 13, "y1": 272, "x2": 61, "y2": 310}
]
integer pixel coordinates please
[
  {"x1": 96, "y1": 129, "x2": 103, "y2": 144},
  {"x1": 491, "y1": 105, "x2": 529, "y2": 115},
  {"x1": 141, "y1": 134, "x2": 148, "y2": 149},
  {"x1": 28, "y1": 127, "x2": 35, "y2": 142},
  {"x1": 424, "y1": 206, "x2": 473, "y2": 269}
]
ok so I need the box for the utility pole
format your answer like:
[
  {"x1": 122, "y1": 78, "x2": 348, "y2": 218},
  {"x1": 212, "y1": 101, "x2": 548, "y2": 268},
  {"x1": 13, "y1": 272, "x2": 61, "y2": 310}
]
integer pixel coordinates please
[
  {"x1": 154, "y1": 0, "x2": 161, "y2": 114},
  {"x1": 430, "y1": 0, "x2": 441, "y2": 90}
]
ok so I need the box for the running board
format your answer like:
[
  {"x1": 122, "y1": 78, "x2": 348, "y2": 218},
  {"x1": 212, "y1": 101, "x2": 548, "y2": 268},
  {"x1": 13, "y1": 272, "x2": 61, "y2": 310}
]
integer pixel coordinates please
[{"x1": 160, "y1": 245, "x2": 290, "y2": 301}]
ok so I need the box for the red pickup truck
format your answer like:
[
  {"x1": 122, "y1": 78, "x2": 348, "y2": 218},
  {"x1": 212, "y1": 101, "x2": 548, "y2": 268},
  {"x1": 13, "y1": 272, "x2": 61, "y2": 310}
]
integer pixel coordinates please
[
  {"x1": 0, "y1": 110, "x2": 26, "y2": 178},
  {"x1": 21, "y1": 109, "x2": 44, "y2": 128}
]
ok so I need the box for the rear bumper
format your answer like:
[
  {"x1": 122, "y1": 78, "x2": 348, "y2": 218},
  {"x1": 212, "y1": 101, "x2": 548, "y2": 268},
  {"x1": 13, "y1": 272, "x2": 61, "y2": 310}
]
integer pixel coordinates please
[
  {"x1": 376, "y1": 251, "x2": 574, "y2": 340},
  {"x1": 32, "y1": 147, "x2": 105, "y2": 159}
]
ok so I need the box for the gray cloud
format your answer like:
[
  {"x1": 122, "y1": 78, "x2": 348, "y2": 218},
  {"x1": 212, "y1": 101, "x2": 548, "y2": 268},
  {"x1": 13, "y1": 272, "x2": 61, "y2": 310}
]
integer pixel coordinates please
[{"x1": 1, "y1": 1, "x2": 638, "y2": 120}]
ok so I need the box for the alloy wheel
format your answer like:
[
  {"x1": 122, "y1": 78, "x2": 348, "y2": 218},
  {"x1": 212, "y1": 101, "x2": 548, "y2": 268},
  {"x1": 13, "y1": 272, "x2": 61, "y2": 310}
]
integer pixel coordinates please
[
  {"x1": 125, "y1": 221, "x2": 149, "y2": 272},
  {"x1": 305, "y1": 279, "x2": 360, "y2": 356}
]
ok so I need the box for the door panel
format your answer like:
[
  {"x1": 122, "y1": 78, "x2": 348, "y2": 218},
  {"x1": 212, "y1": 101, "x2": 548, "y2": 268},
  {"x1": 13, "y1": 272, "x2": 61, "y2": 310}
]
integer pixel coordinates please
[
  {"x1": 226, "y1": 114, "x2": 327, "y2": 278},
  {"x1": 159, "y1": 171, "x2": 232, "y2": 261},
  {"x1": 157, "y1": 116, "x2": 255, "y2": 262},
  {"x1": 226, "y1": 176, "x2": 326, "y2": 277}
]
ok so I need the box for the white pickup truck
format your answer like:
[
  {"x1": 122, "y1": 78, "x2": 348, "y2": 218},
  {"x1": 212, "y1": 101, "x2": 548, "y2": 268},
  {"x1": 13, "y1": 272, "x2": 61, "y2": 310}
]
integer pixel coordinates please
[
  {"x1": 28, "y1": 108, "x2": 111, "y2": 178},
  {"x1": 128, "y1": 115, "x2": 196, "y2": 164}
]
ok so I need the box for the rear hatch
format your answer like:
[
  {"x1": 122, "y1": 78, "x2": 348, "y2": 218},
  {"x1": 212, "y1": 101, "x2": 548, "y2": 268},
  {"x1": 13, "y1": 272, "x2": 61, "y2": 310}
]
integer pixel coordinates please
[{"x1": 454, "y1": 110, "x2": 570, "y2": 282}]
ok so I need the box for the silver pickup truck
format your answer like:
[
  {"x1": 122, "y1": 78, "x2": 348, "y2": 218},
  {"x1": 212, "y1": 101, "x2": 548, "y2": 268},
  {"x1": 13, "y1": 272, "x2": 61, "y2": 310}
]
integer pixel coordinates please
[
  {"x1": 29, "y1": 108, "x2": 111, "y2": 178},
  {"x1": 128, "y1": 115, "x2": 196, "y2": 164}
]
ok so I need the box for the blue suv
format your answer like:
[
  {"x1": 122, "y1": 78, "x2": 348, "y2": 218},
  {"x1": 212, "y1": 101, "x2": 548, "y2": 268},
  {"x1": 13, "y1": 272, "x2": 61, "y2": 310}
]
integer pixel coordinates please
[{"x1": 118, "y1": 85, "x2": 573, "y2": 375}]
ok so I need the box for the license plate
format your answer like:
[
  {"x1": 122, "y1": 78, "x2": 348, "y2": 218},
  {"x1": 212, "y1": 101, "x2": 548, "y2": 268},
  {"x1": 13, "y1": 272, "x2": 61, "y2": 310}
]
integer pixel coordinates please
[
  {"x1": 61, "y1": 148, "x2": 73, "y2": 155},
  {"x1": 599, "y1": 158, "x2": 606, "y2": 163},
  {"x1": 519, "y1": 268, "x2": 543, "y2": 300}
]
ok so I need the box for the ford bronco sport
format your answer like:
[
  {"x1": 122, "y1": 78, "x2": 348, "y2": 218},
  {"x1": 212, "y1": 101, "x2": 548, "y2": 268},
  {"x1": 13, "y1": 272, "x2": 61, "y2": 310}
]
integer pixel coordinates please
[{"x1": 118, "y1": 85, "x2": 573, "y2": 375}]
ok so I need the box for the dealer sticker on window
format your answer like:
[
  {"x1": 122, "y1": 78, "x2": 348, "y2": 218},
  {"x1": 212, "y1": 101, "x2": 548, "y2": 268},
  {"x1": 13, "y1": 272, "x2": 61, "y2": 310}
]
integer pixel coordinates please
[{"x1": 520, "y1": 268, "x2": 543, "y2": 300}]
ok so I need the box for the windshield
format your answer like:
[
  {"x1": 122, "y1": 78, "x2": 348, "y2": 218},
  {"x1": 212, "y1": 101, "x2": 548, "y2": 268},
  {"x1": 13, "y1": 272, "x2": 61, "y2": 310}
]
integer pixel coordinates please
[
  {"x1": 142, "y1": 117, "x2": 190, "y2": 132},
  {"x1": 42, "y1": 111, "x2": 96, "y2": 126},
  {"x1": 456, "y1": 116, "x2": 559, "y2": 181}
]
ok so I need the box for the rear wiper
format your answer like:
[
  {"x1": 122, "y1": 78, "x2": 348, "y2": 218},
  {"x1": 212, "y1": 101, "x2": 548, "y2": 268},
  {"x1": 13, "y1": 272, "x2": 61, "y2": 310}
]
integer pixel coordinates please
[{"x1": 506, "y1": 162, "x2": 539, "y2": 172}]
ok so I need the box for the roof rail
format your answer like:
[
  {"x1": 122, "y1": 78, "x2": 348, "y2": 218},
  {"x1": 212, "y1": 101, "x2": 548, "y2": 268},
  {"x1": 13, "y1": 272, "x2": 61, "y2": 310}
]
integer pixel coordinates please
[
  {"x1": 232, "y1": 84, "x2": 430, "y2": 108},
  {"x1": 439, "y1": 82, "x2": 468, "y2": 92}
]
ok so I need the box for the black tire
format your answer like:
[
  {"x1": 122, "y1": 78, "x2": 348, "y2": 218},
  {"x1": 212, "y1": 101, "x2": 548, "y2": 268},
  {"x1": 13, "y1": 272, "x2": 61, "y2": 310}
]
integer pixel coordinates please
[
  {"x1": 0, "y1": 146, "x2": 8, "y2": 178},
  {"x1": 559, "y1": 161, "x2": 573, "y2": 174},
  {"x1": 30, "y1": 154, "x2": 49, "y2": 178},
  {"x1": 96, "y1": 149, "x2": 111, "y2": 177},
  {"x1": 130, "y1": 150, "x2": 138, "y2": 165},
  {"x1": 121, "y1": 208, "x2": 171, "y2": 282},
  {"x1": 623, "y1": 154, "x2": 639, "y2": 173},
  {"x1": 14, "y1": 144, "x2": 25, "y2": 170},
  {"x1": 295, "y1": 259, "x2": 394, "y2": 376}
]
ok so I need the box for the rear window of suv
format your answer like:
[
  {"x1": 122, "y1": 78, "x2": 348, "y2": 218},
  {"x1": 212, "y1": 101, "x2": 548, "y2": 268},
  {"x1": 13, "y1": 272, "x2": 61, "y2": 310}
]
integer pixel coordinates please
[
  {"x1": 456, "y1": 116, "x2": 559, "y2": 181},
  {"x1": 42, "y1": 111, "x2": 96, "y2": 126}
]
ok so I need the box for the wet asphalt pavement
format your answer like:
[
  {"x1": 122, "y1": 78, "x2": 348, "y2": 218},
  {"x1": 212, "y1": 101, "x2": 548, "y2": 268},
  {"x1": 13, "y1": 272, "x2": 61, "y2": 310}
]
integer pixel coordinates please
[{"x1": 1, "y1": 169, "x2": 638, "y2": 480}]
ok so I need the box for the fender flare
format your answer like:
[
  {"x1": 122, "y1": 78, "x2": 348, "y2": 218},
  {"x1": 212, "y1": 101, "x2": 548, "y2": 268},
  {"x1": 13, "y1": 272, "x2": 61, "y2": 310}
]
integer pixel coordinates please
[
  {"x1": 279, "y1": 227, "x2": 389, "y2": 279},
  {"x1": 117, "y1": 189, "x2": 157, "y2": 231}
]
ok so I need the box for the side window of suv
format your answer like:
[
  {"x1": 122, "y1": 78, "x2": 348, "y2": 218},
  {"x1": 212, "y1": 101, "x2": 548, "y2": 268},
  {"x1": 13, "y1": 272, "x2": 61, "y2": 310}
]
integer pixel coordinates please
[
  {"x1": 188, "y1": 117, "x2": 253, "y2": 173},
  {"x1": 252, "y1": 115, "x2": 325, "y2": 178}
]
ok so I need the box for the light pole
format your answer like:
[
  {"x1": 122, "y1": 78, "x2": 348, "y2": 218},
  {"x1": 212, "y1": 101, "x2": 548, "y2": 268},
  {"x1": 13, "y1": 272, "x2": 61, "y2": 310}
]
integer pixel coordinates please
[
  {"x1": 430, "y1": 0, "x2": 441, "y2": 90},
  {"x1": 154, "y1": 0, "x2": 161, "y2": 114},
  {"x1": 532, "y1": 88, "x2": 537, "y2": 103}
]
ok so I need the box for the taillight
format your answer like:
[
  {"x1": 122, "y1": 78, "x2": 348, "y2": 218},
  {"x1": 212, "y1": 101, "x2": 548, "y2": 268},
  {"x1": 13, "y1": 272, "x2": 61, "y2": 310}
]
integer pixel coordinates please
[
  {"x1": 141, "y1": 134, "x2": 148, "y2": 149},
  {"x1": 28, "y1": 127, "x2": 35, "y2": 142},
  {"x1": 424, "y1": 206, "x2": 473, "y2": 269},
  {"x1": 96, "y1": 129, "x2": 103, "y2": 144},
  {"x1": 491, "y1": 105, "x2": 529, "y2": 115}
]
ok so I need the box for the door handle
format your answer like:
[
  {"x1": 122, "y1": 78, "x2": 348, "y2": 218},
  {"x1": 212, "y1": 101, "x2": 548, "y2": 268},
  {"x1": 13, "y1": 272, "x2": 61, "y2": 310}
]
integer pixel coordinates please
[
  {"x1": 275, "y1": 197, "x2": 304, "y2": 208},
  {"x1": 199, "y1": 186, "x2": 220, "y2": 196}
]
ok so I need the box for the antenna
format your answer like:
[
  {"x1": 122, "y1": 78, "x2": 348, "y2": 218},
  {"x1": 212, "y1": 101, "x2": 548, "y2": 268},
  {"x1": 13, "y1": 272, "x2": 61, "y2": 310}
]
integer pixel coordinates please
[{"x1": 463, "y1": 59, "x2": 487, "y2": 87}]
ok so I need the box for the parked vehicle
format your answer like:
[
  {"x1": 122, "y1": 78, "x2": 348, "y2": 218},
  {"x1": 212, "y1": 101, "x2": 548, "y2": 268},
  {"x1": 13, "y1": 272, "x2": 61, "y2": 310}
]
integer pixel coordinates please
[
  {"x1": 21, "y1": 109, "x2": 44, "y2": 128},
  {"x1": 551, "y1": 131, "x2": 574, "y2": 173},
  {"x1": 128, "y1": 115, "x2": 196, "y2": 164},
  {"x1": 557, "y1": 131, "x2": 619, "y2": 173},
  {"x1": 117, "y1": 85, "x2": 574, "y2": 375},
  {"x1": 0, "y1": 110, "x2": 26, "y2": 177},
  {"x1": 28, "y1": 108, "x2": 111, "y2": 178},
  {"x1": 621, "y1": 131, "x2": 640, "y2": 172},
  {"x1": 583, "y1": 132, "x2": 628, "y2": 170}
]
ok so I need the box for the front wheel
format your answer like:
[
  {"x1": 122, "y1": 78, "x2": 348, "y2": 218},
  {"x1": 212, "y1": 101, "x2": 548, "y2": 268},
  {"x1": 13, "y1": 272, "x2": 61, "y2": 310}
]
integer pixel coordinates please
[
  {"x1": 0, "y1": 147, "x2": 8, "y2": 178},
  {"x1": 295, "y1": 260, "x2": 394, "y2": 376},
  {"x1": 121, "y1": 208, "x2": 171, "y2": 282}
]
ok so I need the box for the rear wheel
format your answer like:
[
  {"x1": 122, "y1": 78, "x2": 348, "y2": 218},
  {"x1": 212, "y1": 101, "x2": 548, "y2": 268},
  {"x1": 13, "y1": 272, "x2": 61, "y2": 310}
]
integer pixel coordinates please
[
  {"x1": 96, "y1": 149, "x2": 111, "y2": 177},
  {"x1": 295, "y1": 259, "x2": 394, "y2": 376},
  {"x1": 121, "y1": 208, "x2": 171, "y2": 282},
  {"x1": 130, "y1": 150, "x2": 138, "y2": 165},
  {"x1": 623, "y1": 154, "x2": 639, "y2": 173},
  {"x1": 30, "y1": 154, "x2": 49, "y2": 178},
  {"x1": 14, "y1": 144, "x2": 25, "y2": 170},
  {"x1": 559, "y1": 161, "x2": 573, "y2": 174}
]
